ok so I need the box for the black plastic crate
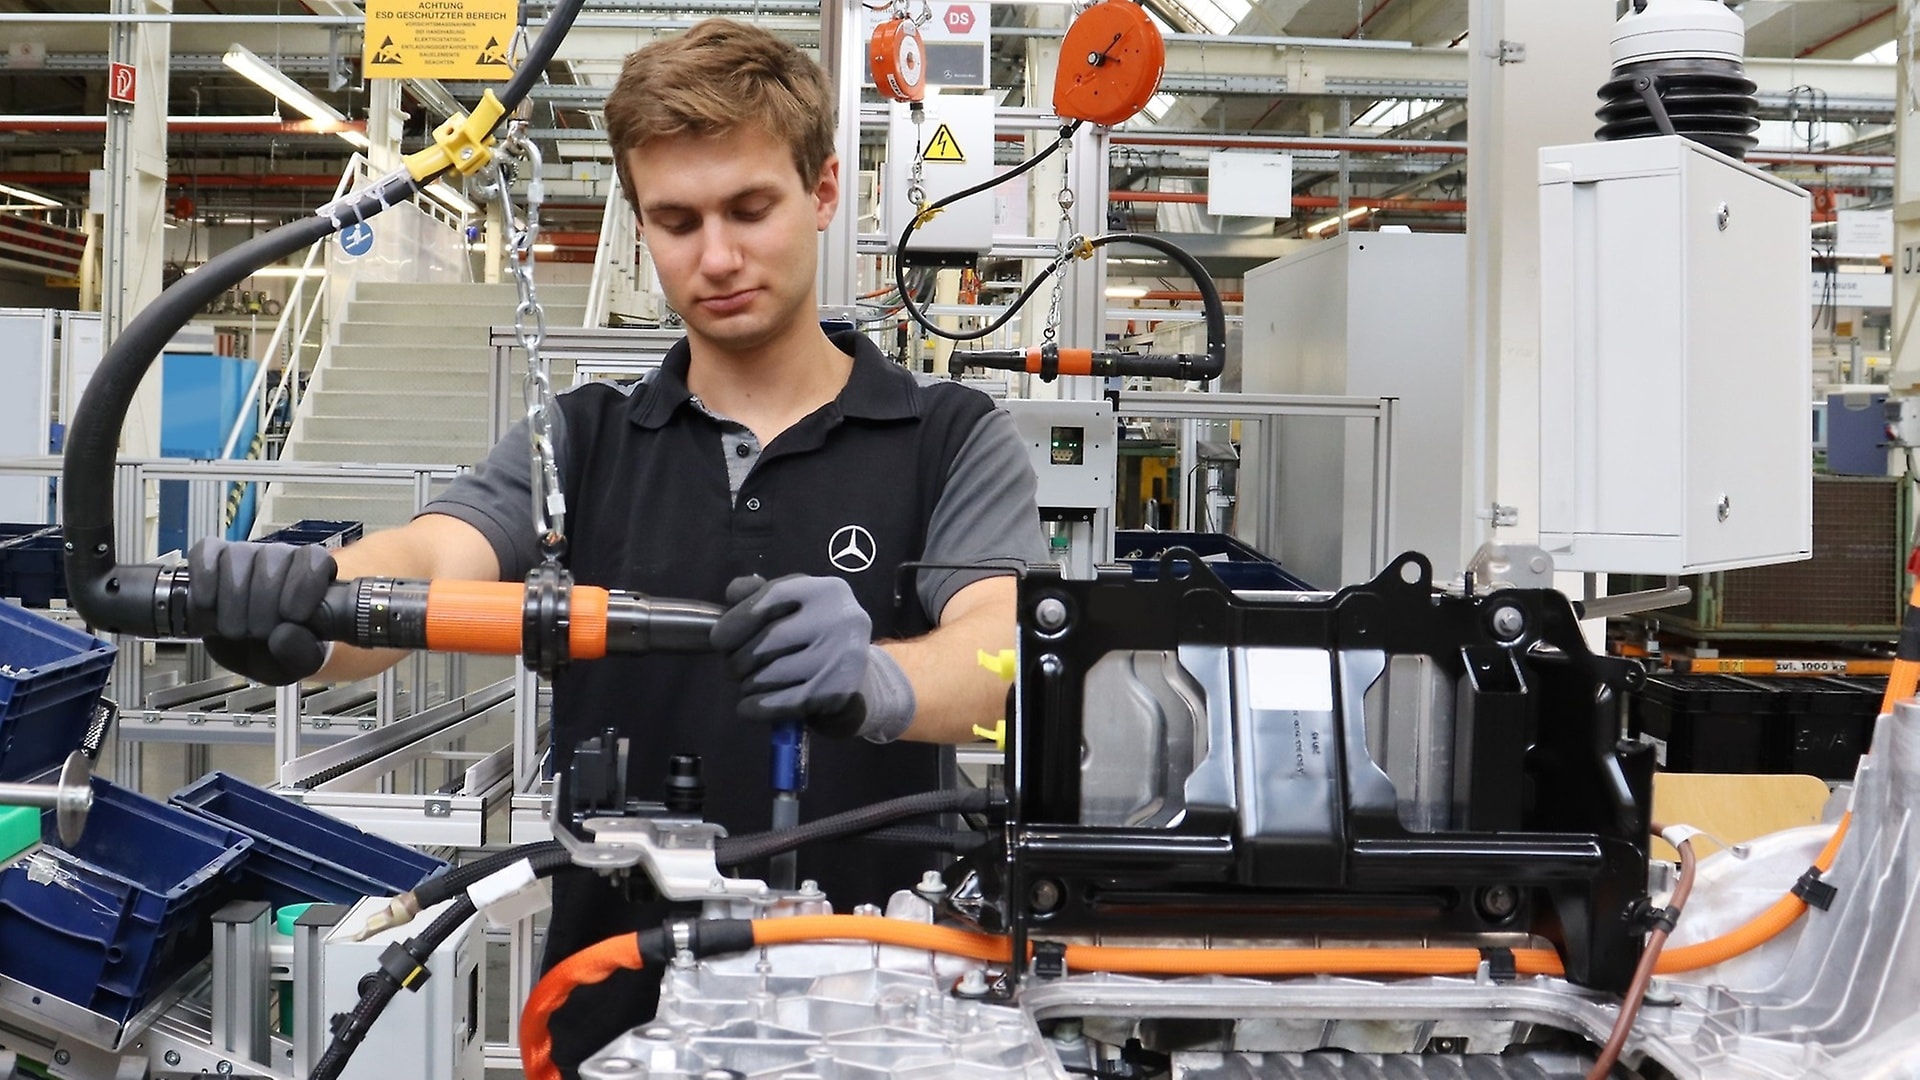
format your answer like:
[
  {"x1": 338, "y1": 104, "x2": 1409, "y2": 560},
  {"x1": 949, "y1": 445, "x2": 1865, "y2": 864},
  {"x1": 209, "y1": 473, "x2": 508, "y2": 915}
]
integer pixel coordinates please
[
  {"x1": 255, "y1": 519, "x2": 363, "y2": 550},
  {"x1": 1113, "y1": 530, "x2": 1318, "y2": 591},
  {"x1": 1787, "y1": 677, "x2": 1883, "y2": 781},
  {"x1": 1630, "y1": 674, "x2": 1786, "y2": 773},
  {"x1": 171, "y1": 772, "x2": 444, "y2": 907},
  {"x1": 0, "y1": 524, "x2": 65, "y2": 608},
  {"x1": 0, "y1": 779, "x2": 250, "y2": 1023}
]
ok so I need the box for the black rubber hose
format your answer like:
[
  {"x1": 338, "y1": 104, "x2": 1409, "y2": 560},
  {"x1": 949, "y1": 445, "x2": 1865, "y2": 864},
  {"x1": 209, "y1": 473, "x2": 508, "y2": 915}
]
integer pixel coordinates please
[
  {"x1": 850, "y1": 824, "x2": 988, "y2": 854},
  {"x1": 715, "y1": 786, "x2": 991, "y2": 867},
  {"x1": 414, "y1": 840, "x2": 567, "y2": 908},
  {"x1": 894, "y1": 121, "x2": 1082, "y2": 343},
  {"x1": 60, "y1": 0, "x2": 589, "y2": 637},
  {"x1": 310, "y1": 894, "x2": 476, "y2": 1080},
  {"x1": 1086, "y1": 231, "x2": 1226, "y2": 377}
]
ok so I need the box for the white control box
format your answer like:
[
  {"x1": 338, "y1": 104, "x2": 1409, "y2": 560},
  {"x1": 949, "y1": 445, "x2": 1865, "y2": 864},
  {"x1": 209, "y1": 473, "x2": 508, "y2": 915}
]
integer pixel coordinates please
[
  {"x1": 1538, "y1": 136, "x2": 1811, "y2": 574},
  {"x1": 884, "y1": 94, "x2": 995, "y2": 256}
]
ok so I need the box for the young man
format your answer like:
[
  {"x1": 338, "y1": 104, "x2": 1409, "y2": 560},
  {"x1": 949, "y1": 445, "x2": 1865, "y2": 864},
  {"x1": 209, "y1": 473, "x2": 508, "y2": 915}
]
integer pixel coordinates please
[{"x1": 188, "y1": 18, "x2": 1045, "y2": 1074}]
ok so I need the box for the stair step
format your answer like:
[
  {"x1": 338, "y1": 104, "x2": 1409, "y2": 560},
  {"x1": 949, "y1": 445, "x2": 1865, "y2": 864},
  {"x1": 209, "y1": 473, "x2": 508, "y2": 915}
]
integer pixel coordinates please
[
  {"x1": 351, "y1": 281, "x2": 591, "y2": 305},
  {"x1": 348, "y1": 300, "x2": 591, "y2": 326},
  {"x1": 301, "y1": 416, "x2": 489, "y2": 442},
  {"x1": 316, "y1": 366, "x2": 490, "y2": 393},
  {"x1": 328, "y1": 344, "x2": 494, "y2": 373},
  {"x1": 337, "y1": 322, "x2": 498, "y2": 347},
  {"x1": 306, "y1": 390, "x2": 490, "y2": 420},
  {"x1": 295, "y1": 440, "x2": 482, "y2": 466}
]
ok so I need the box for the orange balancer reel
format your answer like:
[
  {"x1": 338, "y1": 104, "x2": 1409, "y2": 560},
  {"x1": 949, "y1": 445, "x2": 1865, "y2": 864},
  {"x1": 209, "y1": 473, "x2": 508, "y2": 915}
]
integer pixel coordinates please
[
  {"x1": 870, "y1": 18, "x2": 928, "y2": 104},
  {"x1": 1053, "y1": 0, "x2": 1165, "y2": 127}
]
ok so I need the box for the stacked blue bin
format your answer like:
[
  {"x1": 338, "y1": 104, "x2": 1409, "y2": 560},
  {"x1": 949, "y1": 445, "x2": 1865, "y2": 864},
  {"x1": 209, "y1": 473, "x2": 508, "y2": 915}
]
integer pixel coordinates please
[{"x1": 1114, "y1": 531, "x2": 1318, "y2": 591}]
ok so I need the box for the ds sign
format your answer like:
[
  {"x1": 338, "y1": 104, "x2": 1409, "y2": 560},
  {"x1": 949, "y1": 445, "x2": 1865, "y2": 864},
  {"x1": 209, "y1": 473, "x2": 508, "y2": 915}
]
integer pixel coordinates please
[{"x1": 943, "y1": 4, "x2": 975, "y2": 33}]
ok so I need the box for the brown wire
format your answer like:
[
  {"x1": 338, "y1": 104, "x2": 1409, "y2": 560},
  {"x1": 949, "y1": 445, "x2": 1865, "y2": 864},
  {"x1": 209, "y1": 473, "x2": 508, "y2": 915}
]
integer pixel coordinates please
[{"x1": 1587, "y1": 833, "x2": 1699, "y2": 1079}]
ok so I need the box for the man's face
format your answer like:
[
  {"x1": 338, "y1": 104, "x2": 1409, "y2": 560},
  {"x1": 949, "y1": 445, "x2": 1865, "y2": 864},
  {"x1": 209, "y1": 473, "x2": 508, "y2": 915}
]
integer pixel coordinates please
[{"x1": 626, "y1": 127, "x2": 838, "y2": 357}]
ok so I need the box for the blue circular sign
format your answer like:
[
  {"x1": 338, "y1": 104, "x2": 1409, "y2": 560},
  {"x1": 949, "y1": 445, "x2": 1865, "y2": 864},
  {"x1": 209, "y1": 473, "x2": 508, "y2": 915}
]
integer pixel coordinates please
[{"x1": 338, "y1": 222, "x2": 375, "y2": 258}]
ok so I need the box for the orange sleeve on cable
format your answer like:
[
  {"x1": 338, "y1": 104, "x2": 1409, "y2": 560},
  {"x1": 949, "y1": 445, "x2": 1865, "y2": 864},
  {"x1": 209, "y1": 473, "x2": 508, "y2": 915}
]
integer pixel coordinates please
[
  {"x1": 425, "y1": 581, "x2": 525, "y2": 654},
  {"x1": 519, "y1": 934, "x2": 644, "y2": 1080},
  {"x1": 751, "y1": 916, "x2": 1013, "y2": 963},
  {"x1": 1656, "y1": 811, "x2": 1850, "y2": 974},
  {"x1": 1021, "y1": 348, "x2": 1095, "y2": 376},
  {"x1": 422, "y1": 581, "x2": 610, "y2": 658}
]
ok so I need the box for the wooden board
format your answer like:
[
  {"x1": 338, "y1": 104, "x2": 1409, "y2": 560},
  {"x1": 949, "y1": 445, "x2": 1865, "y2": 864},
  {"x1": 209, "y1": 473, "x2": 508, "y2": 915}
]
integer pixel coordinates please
[{"x1": 1650, "y1": 773, "x2": 1835, "y2": 860}]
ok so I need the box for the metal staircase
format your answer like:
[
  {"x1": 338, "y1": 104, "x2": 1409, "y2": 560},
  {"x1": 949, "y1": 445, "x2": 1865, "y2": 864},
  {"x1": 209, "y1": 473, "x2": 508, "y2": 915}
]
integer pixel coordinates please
[{"x1": 257, "y1": 279, "x2": 585, "y2": 532}]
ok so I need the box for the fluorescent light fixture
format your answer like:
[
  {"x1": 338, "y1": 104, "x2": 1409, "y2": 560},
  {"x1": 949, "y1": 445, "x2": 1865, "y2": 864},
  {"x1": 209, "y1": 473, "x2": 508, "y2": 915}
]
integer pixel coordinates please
[
  {"x1": 0, "y1": 181, "x2": 61, "y2": 208},
  {"x1": 532, "y1": 242, "x2": 558, "y2": 254},
  {"x1": 220, "y1": 217, "x2": 271, "y2": 225},
  {"x1": 223, "y1": 43, "x2": 366, "y2": 150},
  {"x1": 1105, "y1": 284, "x2": 1149, "y2": 299},
  {"x1": 425, "y1": 180, "x2": 478, "y2": 216},
  {"x1": 1307, "y1": 205, "x2": 1372, "y2": 234}
]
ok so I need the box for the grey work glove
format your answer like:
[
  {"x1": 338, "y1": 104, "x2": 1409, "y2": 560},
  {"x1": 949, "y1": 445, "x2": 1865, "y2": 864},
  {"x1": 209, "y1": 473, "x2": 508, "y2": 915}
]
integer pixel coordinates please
[
  {"x1": 710, "y1": 574, "x2": 916, "y2": 742},
  {"x1": 187, "y1": 537, "x2": 338, "y2": 686}
]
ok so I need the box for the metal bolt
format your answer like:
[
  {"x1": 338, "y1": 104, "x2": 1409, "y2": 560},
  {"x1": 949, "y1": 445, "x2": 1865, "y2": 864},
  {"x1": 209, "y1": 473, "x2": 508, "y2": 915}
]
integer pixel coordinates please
[
  {"x1": 1716, "y1": 202, "x2": 1730, "y2": 231},
  {"x1": 1087, "y1": 51, "x2": 1101, "y2": 65},
  {"x1": 217, "y1": 1061, "x2": 234, "y2": 1076},
  {"x1": 853, "y1": 903, "x2": 882, "y2": 916},
  {"x1": 1029, "y1": 878, "x2": 1064, "y2": 914},
  {"x1": 1717, "y1": 495, "x2": 1732, "y2": 522},
  {"x1": 798, "y1": 878, "x2": 822, "y2": 897},
  {"x1": 52, "y1": 1050, "x2": 69, "y2": 1066},
  {"x1": 1489, "y1": 606, "x2": 1525, "y2": 642},
  {"x1": 595, "y1": 1059, "x2": 638, "y2": 1075},
  {"x1": 1477, "y1": 884, "x2": 1520, "y2": 921},
  {"x1": 1034, "y1": 597, "x2": 1068, "y2": 632},
  {"x1": 164, "y1": 1051, "x2": 181, "y2": 1067}
]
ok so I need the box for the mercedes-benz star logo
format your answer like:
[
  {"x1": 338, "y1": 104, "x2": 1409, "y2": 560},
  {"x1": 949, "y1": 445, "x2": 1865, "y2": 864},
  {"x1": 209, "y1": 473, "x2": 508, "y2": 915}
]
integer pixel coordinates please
[{"x1": 828, "y1": 525, "x2": 876, "y2": 573}]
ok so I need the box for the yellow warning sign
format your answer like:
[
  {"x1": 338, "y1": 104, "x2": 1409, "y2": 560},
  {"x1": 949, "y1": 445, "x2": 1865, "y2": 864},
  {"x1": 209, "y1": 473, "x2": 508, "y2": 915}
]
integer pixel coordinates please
[
  {"x1": 364, "y1": 0, "x2": 516, "y2": 81},
  {"x1": 923, "y1": 123, "x2": 966, "y2": 163}
]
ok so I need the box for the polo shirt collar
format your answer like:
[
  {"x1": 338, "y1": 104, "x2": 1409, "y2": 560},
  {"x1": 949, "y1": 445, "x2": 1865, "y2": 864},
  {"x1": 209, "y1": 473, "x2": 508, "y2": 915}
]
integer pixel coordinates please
[{"x1": 631, "y1": 329, "x2": 920, "y2": 429}]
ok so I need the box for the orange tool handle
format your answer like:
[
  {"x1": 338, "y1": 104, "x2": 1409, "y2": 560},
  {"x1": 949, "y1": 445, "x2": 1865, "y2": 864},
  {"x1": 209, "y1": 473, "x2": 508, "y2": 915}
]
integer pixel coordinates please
[{"x1": 422, "y1": 580, "x2": 610, "y2": 659}]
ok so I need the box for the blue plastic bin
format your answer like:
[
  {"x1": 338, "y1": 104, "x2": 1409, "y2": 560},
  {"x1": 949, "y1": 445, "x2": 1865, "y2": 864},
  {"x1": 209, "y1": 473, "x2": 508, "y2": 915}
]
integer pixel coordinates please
[
  {"x1": 171, "y1": 773, "x2": 443, "y2": 907},
  {"x1": 255, "y1": 519, "x2": 363, "y2": 550},
  {"x1": 1114, "y1": 531, "x2": 1318, "y2": 591},
  {"x1": 0, "y1": 524, "x2": 65, "y2": 608},
  {"x1": 0, "y1": 779, "x2": 250, "y2": 1023},
  {"x1": 0, "y1": 603, "x2": 116, "y2": 782}
]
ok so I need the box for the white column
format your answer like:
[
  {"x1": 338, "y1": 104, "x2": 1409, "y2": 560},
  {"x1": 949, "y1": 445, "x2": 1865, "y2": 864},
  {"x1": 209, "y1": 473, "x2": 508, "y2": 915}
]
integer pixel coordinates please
[
  {"x1": 365, "y1": 77, "x2": 407, "y2": 172},
  {"x1": 103, "y1": 0, "x2": 170, "y2": 559},
  {"x1": 1891, "y1": 0, "x2": 1920, "y2": 388},
  {"x1": 817, "y1": 0, "x2": 862, "y2": 313},
  {"x1": 1462, "y1": 0, "x2": 1614, "y2": 567}
]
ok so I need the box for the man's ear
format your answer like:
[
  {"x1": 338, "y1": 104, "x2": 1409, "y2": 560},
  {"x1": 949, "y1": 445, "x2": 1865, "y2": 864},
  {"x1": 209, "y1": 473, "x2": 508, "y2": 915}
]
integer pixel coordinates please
[{"x1": 814, "y1": 154, "x2": 841, "y2": 231}]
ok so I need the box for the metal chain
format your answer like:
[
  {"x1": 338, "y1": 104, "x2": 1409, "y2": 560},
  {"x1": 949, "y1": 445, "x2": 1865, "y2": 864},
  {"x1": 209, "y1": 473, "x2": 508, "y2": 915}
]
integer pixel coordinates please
[
  {"x1": 480, "y1": 121, "x2": 566, "y2": 564},
  {"x1": 1044, "y1": 128, "x2": 1078, "y2": 345},
  {"x1": 906, "y1": 106, "x2": 927, "y2": 210}
]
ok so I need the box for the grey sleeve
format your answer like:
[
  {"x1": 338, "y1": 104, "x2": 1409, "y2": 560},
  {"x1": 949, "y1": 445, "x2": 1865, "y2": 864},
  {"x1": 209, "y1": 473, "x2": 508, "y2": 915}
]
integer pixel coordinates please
[
  {"x1": 417, "y1": 405, "x2": 568, "y2": 582},
  {"x1": 918, "y1": 407, "x2": 1050, "y2": 620}
]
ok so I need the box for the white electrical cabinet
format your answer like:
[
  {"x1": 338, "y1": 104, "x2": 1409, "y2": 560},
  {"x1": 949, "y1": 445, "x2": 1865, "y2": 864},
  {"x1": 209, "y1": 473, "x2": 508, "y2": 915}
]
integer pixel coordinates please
[
  {"x1": 324, "y1": 898, "x2": 485, "y2": 1080},
  {"x1": 1242, "y1": 231, "x2": 1468, "y2": 588},
  {"x1": 1538, "y1": 136, "x2": 1811, "y2": 574},
  {"x1": 884, "y1": 94, "x2": 994, "y2": 255}
]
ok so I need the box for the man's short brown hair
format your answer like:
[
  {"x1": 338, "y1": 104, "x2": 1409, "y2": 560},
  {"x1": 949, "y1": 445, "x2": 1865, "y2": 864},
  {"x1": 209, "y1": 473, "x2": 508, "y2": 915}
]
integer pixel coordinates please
[{"x1": 603, "y1": 19, "x2": 836, "y2": 213}]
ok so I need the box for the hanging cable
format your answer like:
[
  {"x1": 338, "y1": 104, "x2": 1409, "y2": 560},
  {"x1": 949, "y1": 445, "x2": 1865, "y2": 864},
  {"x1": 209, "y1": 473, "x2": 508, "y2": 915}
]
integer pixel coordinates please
[{"x1": 893, "y1": 121, "x2": 1083, "y2": 342}]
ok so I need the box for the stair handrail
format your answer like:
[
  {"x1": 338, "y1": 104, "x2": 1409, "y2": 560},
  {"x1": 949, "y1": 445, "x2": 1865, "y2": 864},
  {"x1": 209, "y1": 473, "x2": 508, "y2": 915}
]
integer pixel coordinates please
[
  {"x1": 584, "y1": 180, "x2": 637, "y2": 328},
  {"x1": 219, "y1": 156, "x2": 362, "y2": 462}
]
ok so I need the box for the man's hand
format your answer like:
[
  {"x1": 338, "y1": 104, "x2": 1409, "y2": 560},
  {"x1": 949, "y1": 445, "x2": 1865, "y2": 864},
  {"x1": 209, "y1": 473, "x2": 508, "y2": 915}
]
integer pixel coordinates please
[
  {"x1": 710, "y1": 574, "x2": 916, "y2": 742},
  {"x1": 187, "y1": 538, "x2": 337, "y2": 685}
]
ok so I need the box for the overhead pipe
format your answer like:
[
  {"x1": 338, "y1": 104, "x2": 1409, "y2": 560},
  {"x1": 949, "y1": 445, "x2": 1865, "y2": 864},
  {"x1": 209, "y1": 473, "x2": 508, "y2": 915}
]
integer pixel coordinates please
[
  {"x1": 0, "y1": 117, "x2": 367, "y2": 137},
  {"x1": 1109, "y1": 190, "x2": 1465, "y2": 213}
]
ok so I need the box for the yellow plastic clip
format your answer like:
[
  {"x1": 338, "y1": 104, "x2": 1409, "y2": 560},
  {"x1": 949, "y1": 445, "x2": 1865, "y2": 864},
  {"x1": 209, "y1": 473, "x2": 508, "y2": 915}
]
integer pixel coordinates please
[
  {"x1": 977, "y1": 648, "x2": 1016, "y2": 682},
  {"x1": 912, "y1": 204, "x2": 943, "y2": 229},
  {"x1": 403, "y1": 90, "x2": 508, "y2": 181},
  {"x1": 971, "y1": 718, "x2": 1006, "y2": 751},
  {"x1": 1074, "y1": 237, "x2": 1095, "y2": 260}
]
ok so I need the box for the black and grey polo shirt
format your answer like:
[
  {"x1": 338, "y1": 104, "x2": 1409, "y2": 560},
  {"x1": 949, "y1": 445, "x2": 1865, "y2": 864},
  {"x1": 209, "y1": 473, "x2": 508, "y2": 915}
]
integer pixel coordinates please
[{"x1": 422, "y1": 329, "x2": 1044, "y2": 903}]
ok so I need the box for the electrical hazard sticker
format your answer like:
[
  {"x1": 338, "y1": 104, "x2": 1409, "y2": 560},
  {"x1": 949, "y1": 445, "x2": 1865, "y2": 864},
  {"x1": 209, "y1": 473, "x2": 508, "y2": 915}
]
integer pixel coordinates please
[
  {"x1": 363, "y1": 0, "x2": 516, "y2": 81},
  {"x1": 922, "y1": 123, "x2": 965, "y2": 163}
]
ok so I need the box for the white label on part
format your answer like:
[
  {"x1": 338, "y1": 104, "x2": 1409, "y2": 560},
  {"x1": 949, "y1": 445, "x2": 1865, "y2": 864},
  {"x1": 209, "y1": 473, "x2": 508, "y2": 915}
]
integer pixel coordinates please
[{"x1": 1243, "y1": 648, "x2": 1334, "y2": 713}]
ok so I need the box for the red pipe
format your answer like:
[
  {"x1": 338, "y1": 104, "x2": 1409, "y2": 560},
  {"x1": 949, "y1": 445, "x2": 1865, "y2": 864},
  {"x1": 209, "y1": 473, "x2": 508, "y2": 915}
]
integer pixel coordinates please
[
  {"x1": 1794, "y1": 6, "x2": 1895, "y2": 58},
  {"x1": 1108, "y1": 191, "x2": 1465, "y2": 213},
  {"x1": 1114, "y1": 133, "x2": 1466, "y2": 155},
  {"x1": 0, "y1": 118, "x2": 368, "y2": 136}
]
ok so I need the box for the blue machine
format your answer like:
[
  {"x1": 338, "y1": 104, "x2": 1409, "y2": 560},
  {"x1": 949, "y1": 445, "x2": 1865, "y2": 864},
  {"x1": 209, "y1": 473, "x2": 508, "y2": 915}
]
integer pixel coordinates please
[{"x1": 158, "y1": 353, "x2": 259, "y2": 555}]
